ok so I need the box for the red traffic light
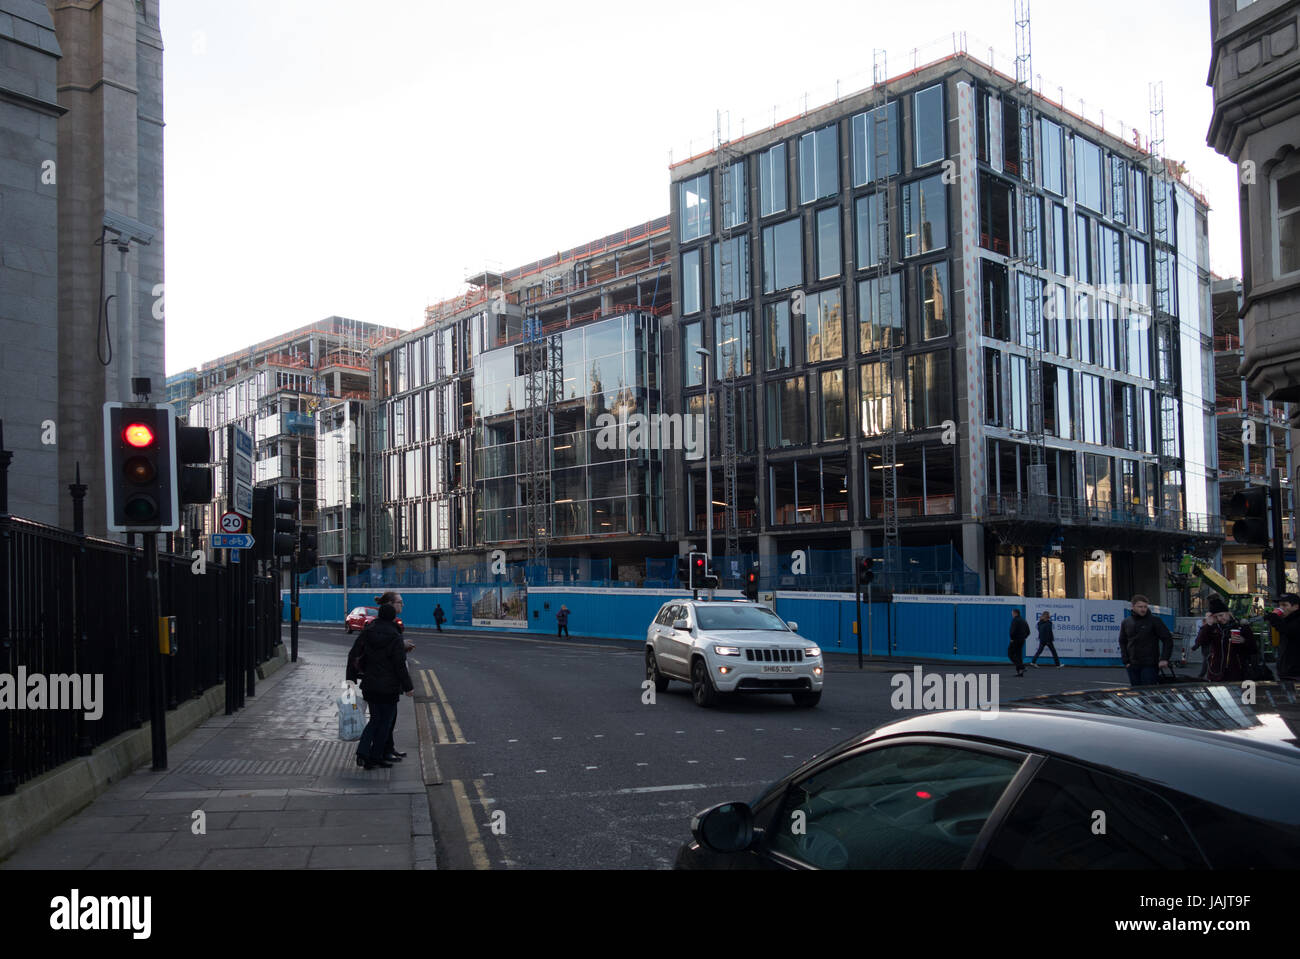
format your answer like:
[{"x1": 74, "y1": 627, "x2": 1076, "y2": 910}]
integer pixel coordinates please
[
  {"x1": 123, "y1": 422, "x2": 155, "y2": 447},
  {"x1": 695, "y1": 557, "x2": 705, "y2": 568}
]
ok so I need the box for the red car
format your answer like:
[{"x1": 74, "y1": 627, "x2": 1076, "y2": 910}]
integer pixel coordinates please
[{"x1": 344, "y1": 606, "x2": 403, "y2": 633}]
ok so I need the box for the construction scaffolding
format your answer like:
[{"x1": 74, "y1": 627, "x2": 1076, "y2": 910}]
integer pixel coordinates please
[
  {"x1": 1149, "y1": 81, "x2": 1182, "y2": 513},
  {"x1": 873, "y1": 49, "x2": 902, "y2": 578},
  {"x1": 520, "y1": 307, "x2": 561, "y2": 571},
  {"x1": 1014, "y1": 0, "x2": 1049, "y2": 596},
  {"x1": 715, "y1": 113, "x2": 742, "y2": 564}
]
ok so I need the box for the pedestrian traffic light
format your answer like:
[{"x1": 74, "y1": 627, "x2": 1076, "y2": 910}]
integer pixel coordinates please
[
  {"x1": 252, "y1": 487, "x2": 298, "y2": 560},
  {"x1": 104, "y1": 403, "x2": 178, "y2": 532},
  {"x1": 676, "y1": 555, "x2": 689, "y2": 586},
  {"x1": 689, "y1": 551, "x2": 707, "y2": 591},
  {"x1": 1228, "y1": 487, "x2": 1270, "y2": 547},
  {"x1": 298, "y1": 530, "x2": 318, "y2": 569},
  {"x1": 174, "y1": 422, "x2": 213, "y2": 506},
  {"x1": 857, "y1": 556, "x2": 874, "y2": 587},
  {"x1": 744, "y1": 565, "x2": 759, "y2": 600}
]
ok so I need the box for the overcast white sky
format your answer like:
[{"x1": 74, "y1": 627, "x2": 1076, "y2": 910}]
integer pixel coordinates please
[{"x1": 160, "y1": 0, "x2": 1237, "y2": 374}]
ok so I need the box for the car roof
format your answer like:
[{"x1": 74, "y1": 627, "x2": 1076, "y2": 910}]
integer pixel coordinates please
[{"x1": 801, "y1": 686, "x2": 1300, "y2": 826}]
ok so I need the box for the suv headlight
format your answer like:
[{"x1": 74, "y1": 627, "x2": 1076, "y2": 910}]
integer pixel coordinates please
[
  {"x1": 804, "y1": 646, "x2": 822, "y2": 658},
  {"x1": 713, "y1": 645, "x2": 741, "y2": 656}
]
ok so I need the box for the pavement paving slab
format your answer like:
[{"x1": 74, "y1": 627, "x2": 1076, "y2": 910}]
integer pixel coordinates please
[{"x1": 0, "y1": 636, "x2": 433, "y2": 871}]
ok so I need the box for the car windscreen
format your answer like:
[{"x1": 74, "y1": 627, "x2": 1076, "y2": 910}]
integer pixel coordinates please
[{"x1": 694, "y1": 605, "x2": 788, "y2": 631}]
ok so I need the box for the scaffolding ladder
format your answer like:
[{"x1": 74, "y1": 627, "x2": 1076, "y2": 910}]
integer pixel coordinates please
[
  {"x1": 715, "y1": 113, "x2": 742, "y2": 567},
  {"x1": 1148, "y1": 81, "x2": 1180, "y2": 508},
  {"x1": 520, "y1": 305, "x2": 553, "y2": 572},
  {"x1": 873, "y1": 49, "x2": 901, "y2": 581},
  {"x1": 1015, "y1": 0, "x2": 1048, "y2": 596}
]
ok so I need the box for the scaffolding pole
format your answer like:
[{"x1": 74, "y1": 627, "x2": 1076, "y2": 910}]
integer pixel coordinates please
[
  {"x1": 715, "y1": 112, "x2": 742, "y2": 570},
  {"x1": 1015, "y1": 0, "x2": 1048, "y2": 597},
  {"x1": 873, "y1": 49, "x2": 901, "y2": 583}
]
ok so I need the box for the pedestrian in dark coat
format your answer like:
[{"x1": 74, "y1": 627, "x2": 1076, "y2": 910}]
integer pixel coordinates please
[
  {"x1": 556, "y1": 604, "x2": 570, "y2": 638},
  {"x1": 434, "y1": 603, "x2": 446, "y2": 632},
  {"x1": 355, "y1": 604, "x2": 414, "y2": 770},
  {"x1": 1265, "y1": 593, "x2": 1300, "y2": 680},
  {"x1": 1193, "y1": 595, "x2": 1257, "y2": 682},
  {"x1": 1118, "y1": 594, "x2": 1172, "y2": 687},
  {"x1": 1030, "y1": 611, "x2": 1062, "y2": 667},
  {"x1": 1008, "y1": 608, "x2": 1029, "y2": 677}
]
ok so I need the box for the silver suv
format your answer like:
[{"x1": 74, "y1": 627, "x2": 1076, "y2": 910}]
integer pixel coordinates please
[{"x1": 645, "y1": 600, "x2": 824, "y2": 708}]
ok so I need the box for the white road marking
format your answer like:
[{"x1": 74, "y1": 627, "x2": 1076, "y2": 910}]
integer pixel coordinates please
[
  {"x1": 508, "y1": 739, "x2": 518, "y2": 743},
  {"x1": 586, "y1": 766, "x2": 598, "y2": 770},
  {"x1": 615, "y1": 783, "x2": 708, "y2": 794},
  {"x1": 481, "y1": 772, "x2": 494, "y2": 777},
  {"x1": 552, "y1": 736, "x2": 562, "y2": 740},
  {"x1": 635, "y1": 732, "x2": 645, "y2": 736},
  {"x1": 636, "y1": 762, "x2": 648, "y2": 766},
  {"x1": 687, "y1": 760, "x2": 698, "y2": 764},
  {"x1": 734, "y1": 757, "x2": 745, "y2": 761},
  {"x1": 534, "y1": 769, "x2": 547, "y2": 773},
  {"x1": 594, "y1": 734, "x2": 604, "y2": 738}
]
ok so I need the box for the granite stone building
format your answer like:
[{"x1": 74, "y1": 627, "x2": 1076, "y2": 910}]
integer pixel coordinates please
[
  {"x1": 1209, "y1": 0, "x2": 1300, "y2": 429},
  {"x1": 0, "y1": 0, "x2": 62, "y2": 526}
]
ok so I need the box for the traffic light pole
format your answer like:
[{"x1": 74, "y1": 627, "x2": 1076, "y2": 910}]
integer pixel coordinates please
[
  {"x1": 1271, "y1": 469, "x2": 1286, "y2": 604},
  {"x1": 290, "y1": 552, "x2": 299, "y2": 663},
  {"x1": 143, "y1": 534, "x2": 167, "y2": 770}
]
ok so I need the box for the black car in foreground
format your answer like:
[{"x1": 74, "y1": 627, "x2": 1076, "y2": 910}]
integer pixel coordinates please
[{"x1": 677, "y1": 683, "x2": 1300, "y2": 869}]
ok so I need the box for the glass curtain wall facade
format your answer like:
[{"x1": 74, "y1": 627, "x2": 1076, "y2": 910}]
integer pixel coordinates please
[
  {"x1": 667, "y1": 54, "x2": 1217, "y2": 600},
  {"x1": 474, "y1": 312, "x2": 664, "y2": 543}
]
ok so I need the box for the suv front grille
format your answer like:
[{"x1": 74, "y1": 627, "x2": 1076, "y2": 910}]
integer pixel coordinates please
[{"x1": 744, "y1": 648, "x2": 804, "y2": 663}]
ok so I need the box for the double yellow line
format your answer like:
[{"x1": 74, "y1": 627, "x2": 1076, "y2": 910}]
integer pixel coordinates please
[
  {"x1": 418, "y1": 668, "x2": 466, "y2": 745},
  {"x1": 414, "y1": 668, "x2": 498, "y2": 868},
  {"x1": 450, "y1": 778, "x2": 494, "y2": 870}
]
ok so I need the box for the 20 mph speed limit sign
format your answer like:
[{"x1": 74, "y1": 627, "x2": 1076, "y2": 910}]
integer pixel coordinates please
[{"x1": 220, "y1": 511, "x2": 245, "y2": 534}]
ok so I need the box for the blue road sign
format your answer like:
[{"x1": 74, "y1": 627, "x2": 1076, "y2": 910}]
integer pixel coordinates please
[
  {"x1": 211, "y1": 533, "x2": 255, "y2": 549},
  {"x1": 230, "y1": 549, "x2": 241, "y2": 564}
]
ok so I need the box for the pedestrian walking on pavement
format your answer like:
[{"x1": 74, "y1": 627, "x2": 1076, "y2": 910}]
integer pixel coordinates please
[
  {"x1": 1008, "y1": 608, "x2": 1029, "y2": 677},
  {"x1": 556, "y1": 604, "x2": 570, "y2": 638},
  {"x1": 1118, "y1": 593, "x2": 1172, "y2": 687},
  {"x1": 1265, "y1": 593, "x2": 1300, "y2": 680},
  {"x1": 434, "y1": 603, "x2": 446, "y2": 632},
  {"x1": 355, "y1": 602, "x2": 414, "y2": 770},
  {"x1": 1030, "y1": 610, "x2": 1062, "y2": 667}
]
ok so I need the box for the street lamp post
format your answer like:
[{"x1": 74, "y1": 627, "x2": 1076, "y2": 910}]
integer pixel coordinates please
[{"x1": 695, "y1": 347, "x2": 713, "y2": 578}]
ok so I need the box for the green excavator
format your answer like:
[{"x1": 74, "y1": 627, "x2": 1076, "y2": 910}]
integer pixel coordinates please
[{"x1": 1168, "y1": 554, "x2": 1276, "y2": 662}]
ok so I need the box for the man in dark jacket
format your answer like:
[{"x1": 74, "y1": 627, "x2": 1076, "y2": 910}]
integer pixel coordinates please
[
  {"x1": 1118, "y1": 593, "x2": 1172, "y2": 687},
  {"x1": 1008, "y1": 608, "x2": 1029, "y2": 677},
  {"x1": 557, "y1": 605, "x2": 570, "y2": 638},
  {"x1": 355, "y1": 605, "x2": 414, "y2": 770},
  {"x1": 1266, "y1": 593, "x2": 1300, "y2": 680},
  {"x1": 1030, "y1": 611, "x2": 1062, "y2": 667},
  {"x1": 434, "y1": 603, "x2": 446, "y2": 632},
  {"x1": 1193, "y1": 595, "x2": 1258, "y2": 682}
]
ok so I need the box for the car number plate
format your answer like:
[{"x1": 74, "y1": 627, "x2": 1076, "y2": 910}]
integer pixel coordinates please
[{"x1": 761, "y1": 665, "x2": 794, "y2": 673}]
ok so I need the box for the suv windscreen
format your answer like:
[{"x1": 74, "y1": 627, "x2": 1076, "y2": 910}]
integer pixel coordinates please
[{"x1": 695, "y1": 605, "x2": 788, "y2": 631}]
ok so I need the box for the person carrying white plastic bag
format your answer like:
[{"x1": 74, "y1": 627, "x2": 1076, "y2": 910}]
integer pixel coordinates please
[{"x1": 337, "y1": 680, "x2": 366, "y2": 741}]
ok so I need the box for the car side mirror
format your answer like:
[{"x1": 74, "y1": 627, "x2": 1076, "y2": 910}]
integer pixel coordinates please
[
  {"x1": 691, "y1": 802, "x2": 757, "y2": 854},
  {"x1": 673, "y1": 619, "x2": 690, "y2": 631},
  {"x1": 786, "y1": 621, "x2": 798, "y2": 632}
]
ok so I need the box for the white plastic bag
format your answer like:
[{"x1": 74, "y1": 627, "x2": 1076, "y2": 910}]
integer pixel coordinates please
[{"x1": 337, "y1": 680, "x2": 366, "y2": 741}]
